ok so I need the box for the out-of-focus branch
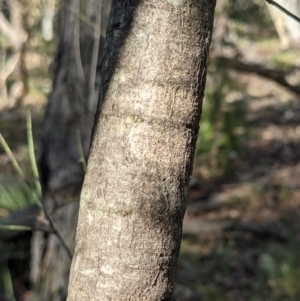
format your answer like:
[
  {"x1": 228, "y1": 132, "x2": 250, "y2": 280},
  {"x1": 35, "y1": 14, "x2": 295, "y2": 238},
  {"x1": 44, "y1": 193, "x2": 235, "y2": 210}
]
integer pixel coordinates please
[
  {"x1": 0, "y1": 52, "x2": 20, "y2": 105},
  {"x1": 0, "y1": 0, "x2": 27, "y2": 50},
  {"x1": 214, "y1": 55, "x2": 300, "y2": 96},
  {"x1": 7, "y1": 0, "x2": 25, "y2": 38},
  {"x1": 0, "y1": 0, "x2": 28, "y2": 107},
  {"x1": 0, "y1": 52, "x2": 20, "y2": 82},
  {"x1": 0, "y1": 11, "x2": 23, "y2": 49}
]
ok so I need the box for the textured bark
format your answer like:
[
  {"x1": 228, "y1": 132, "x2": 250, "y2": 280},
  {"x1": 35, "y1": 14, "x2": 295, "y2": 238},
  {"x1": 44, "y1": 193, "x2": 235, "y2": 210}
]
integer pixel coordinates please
[
  {"x1": 30, "y1": 1, "x2": 111, "y2": 300},
  {"x1": 67, "y1": 1, "x2": 216, "y2": 300}
]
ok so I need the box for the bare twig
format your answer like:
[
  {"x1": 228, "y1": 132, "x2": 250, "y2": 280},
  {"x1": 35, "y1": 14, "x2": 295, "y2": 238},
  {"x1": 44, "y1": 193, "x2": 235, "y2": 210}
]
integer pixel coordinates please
[
  {"x1": 27, "y1": 110, "x2": 73, "y2": 259},
  {"x1": 0, "y1": 1, "x2": 27, "y2": 50},
  {"x1": 0, "y1": 11, "x2": 23, "y2": 49},
  {"x1": 0, "y1": 52, "x2": 20, "y2": 82},
  {"x1": 42, "y1": 209, "x2": 73, "y2": 259},
  {"x1": 0, "y1": 203, "x2": 73, "y2": 259},
  {"x1": 0, "y1": 0, "x2": 28, "y2": 107},
  {"x1": 214, "y1": 56, "x2": 300, "y2": 96},
  {"x1": 0, "y1": 133, "x2": 25, "y2": 178},
  {"x1": 265, "y1": 0, "x2": 300, "y2": 23},
  {"x1": 7, "y1": 0, "x2": 26, "y2": 39}
]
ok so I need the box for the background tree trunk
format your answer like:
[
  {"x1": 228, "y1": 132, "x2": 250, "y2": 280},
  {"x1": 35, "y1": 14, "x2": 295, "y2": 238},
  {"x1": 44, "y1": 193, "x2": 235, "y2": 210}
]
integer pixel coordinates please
[
  {"x1": 30, "y1": 1, "x2": 111, "y2": 300},
  {"x1": 67, "y1": 0, "x2": 216, "y2": 300}
]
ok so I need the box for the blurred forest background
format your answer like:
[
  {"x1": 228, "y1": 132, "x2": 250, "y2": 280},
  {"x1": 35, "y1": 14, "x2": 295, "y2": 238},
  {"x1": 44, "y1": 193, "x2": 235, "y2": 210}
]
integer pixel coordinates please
[{"x1": 0, "y1": 0, "x2": 300, "y2": 300}]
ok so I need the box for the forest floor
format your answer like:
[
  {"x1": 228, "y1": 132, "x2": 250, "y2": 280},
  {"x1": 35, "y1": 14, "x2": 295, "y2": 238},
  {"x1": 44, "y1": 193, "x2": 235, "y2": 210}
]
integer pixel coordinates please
[
  {"x1": 0, "y1": 11, "x2": 300, "y2": 301},
  {"x1": 176, "y1": 42, "x2": 300, "y2": 300}
]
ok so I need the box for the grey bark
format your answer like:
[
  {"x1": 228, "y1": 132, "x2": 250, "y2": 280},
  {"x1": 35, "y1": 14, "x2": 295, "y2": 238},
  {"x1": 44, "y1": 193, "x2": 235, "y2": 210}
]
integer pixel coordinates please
[
  {"x1": 67, "y1": 0, "x2": 216, "y2": 300},
  {"x1": 30, "y1": 1, "x2": 111, "y2": 300}
]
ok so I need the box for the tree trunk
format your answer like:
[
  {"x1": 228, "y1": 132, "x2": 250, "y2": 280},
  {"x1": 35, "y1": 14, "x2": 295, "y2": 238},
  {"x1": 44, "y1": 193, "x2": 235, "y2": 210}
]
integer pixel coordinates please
[
  {"x1": 67, "y1": 0, "x2": 216, "y2": 300},
  {"x1": 30, "y1": 1, "x2": 111, "y2": 300}
]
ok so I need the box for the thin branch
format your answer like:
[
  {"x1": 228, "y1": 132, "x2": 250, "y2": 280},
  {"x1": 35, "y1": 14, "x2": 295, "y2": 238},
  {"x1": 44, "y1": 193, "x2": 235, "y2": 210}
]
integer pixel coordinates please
[
  {"x1": 0, "y1": 3, "x2": 27, "y2": 50},
  {"x1": 26, "y1": 109, "x2": 42, "y2": 197},
  {"x1": 0, "y1": 52, "x2": 20, "y2": 82},
  {"x1": 26, "y1": 109, "x2": 72, "y2": 258},
  {"x1": 42, "y1": 209, "x2": 73, "y2": 259},
  {"x1": 0, "y1": 133, "x2": 25, "y2": 178},
  {"x1": 0, "y1": 225, "x2": 31, "y2": 231},
  {"x1": 265, "y1": 0, "x2": 300, "y2": 23},
  {"x1": 214, "y1": 56, "x2": 300, "y2": 96},
  {"x1": 0, "y1": 11, "x2": 22, "y2": 49},
  {"x1": 7, "y1": 0, "x2": 25, "y2": 37},
  {"x1": 0, "y1": 202, "x2": 73, "y2": 259},
  {"x1": 31, "y1": 190, "x2": 73, "y2": 259},
  {"x1": 0, "y1": 224, "x2": 52, "y2": 233}
]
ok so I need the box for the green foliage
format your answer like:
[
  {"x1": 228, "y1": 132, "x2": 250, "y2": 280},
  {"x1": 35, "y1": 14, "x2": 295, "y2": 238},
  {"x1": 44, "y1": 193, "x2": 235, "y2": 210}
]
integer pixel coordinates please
[
  {"x1": 200, "y1": 284, "x2": 227, "y2": 301},
  {"x1": 257, "y1": 241, "x2": 300, "y2": 300},
  {"x1": 0, "y1": 109, "x2": 42, "y2": 215},
  {"x1": 181, "y1": 232, "x2": 300, "y2": 301},
  {"x1": 271, "y1": 49, "x2": 300, "y2": 69},
  {"x1": 0, "y1": 262, "x2": 16, "y2": 301},
  {"x1": 0, "y1": 178, "x2": 37, "y2": 214},
  {"x1": 0, "y1": 110, "x2": 42, "y2": 300},
  {"x1": 228, "y1": 0, "x2": 273, "y2": 33},
  {"x1": 197, "y1": 71, "x2": 247, "y2": 176}
]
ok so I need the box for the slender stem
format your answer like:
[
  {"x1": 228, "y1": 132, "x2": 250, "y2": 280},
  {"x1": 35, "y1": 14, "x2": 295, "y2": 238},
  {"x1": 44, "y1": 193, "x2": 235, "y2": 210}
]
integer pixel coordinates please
[
  {"x1": 26, "y1": 108, "x2": 42, "y2": 197},
  {"x1": 0, "y1": 110, "x2": 72, "y2": 260},
  {"x1": 43, "y1": 209, "x2": 73, "y2": 259},
  {"x1": 26, "y1": 110, "x2": 72, "y2": 258},
  {"x1": 0, "y1": 224, "x2": 53, "y2": 233},
  {"x1": 265, "y1": 0, "x2": 300, "y2": 23},
  {"x1": 0, "y1": 261, "x2": 16, "y2": 301},
  {"x1": 0, "y1": 224, "x2": 31, "y2": 231},
  {"x1": 0, "y1": 133, "x2": 24, "y2": 179},
  {"x1": 76, "y1": 129, "x2": 87, "y2": 173}
]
